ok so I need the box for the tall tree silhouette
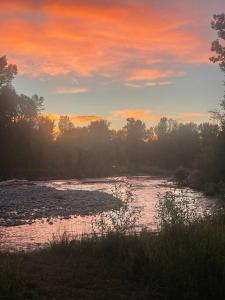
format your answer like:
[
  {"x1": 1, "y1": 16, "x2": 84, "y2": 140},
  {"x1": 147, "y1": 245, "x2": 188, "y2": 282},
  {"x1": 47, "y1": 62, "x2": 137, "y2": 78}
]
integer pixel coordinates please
[{"x1": 210, "y1": 13, "x2": 225, "y2": 128}]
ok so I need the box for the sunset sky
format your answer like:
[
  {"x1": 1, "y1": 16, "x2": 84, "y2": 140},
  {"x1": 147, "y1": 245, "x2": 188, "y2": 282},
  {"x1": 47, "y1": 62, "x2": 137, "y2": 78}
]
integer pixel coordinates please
[{"x1": 1, "y1": 0, "x2": 225, "y2": 127}]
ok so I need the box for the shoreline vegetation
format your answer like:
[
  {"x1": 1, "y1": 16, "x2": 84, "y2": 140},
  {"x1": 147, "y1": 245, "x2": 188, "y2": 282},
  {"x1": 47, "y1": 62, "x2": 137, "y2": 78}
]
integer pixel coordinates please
[{"x1": 1, "y1": 209, "x2": 225, "y2": 299}]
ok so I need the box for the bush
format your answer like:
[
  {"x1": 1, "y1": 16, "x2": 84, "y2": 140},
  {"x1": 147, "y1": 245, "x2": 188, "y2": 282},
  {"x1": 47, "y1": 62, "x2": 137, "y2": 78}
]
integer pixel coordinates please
[
  {"x1": 91, "y1": 179, "x2": 141, "y2": 235},
  {"x1": 156, "y1": 189, "x2": 200, "y2": 227}
]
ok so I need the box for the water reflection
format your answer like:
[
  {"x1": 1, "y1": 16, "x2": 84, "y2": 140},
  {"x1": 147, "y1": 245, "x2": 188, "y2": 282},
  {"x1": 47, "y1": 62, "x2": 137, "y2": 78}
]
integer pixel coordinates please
[{"x1": 0, "y1": 176, "x2": 220, "y2": 251}]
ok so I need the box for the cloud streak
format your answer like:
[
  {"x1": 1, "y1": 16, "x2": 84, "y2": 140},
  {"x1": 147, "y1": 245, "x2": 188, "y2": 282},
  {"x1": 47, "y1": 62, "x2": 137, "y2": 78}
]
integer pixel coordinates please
[
  {"x1": 55, "y1": 87, "x2": 89, "y2": 94},
  {"x1": 128, "y1": 70, "x2": 185, "y2": 82}
]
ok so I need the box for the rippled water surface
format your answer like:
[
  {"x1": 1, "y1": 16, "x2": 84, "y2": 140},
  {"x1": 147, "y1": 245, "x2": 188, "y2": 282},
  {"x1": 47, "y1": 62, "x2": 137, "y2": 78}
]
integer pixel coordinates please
[{"x1": 0, "y1": 177, "x2": 220, "y2": 251}]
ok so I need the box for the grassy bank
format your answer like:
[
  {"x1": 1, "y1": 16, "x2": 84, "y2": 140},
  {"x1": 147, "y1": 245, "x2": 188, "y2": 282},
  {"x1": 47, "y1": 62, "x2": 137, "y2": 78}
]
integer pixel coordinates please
[{"x1": 1, "y1": 214, "x2": 225, "y2": 300}]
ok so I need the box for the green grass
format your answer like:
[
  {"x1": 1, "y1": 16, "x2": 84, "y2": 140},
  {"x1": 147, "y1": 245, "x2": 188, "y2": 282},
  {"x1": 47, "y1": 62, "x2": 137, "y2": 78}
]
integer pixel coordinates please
[{"x1": 1, "y1": 215, "x2": 225, "y2": 299}]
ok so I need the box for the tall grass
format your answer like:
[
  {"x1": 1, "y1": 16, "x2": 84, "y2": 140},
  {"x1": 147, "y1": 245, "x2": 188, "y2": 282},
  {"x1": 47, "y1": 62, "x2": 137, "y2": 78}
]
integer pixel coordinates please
[
  {"x1": 33, "y1": 213, "x2": 225, "y2": 299},
  {"x1": 0, "y1": 256, "x2": 38, "y2": 299}
]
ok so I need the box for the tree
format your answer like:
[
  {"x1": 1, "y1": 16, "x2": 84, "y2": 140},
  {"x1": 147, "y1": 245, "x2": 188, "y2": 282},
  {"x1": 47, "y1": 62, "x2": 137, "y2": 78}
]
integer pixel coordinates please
[
  {"x1": 87, "y1": 120, "x2": 112, "y2": 176},
  {"x1": 198, "y1": 123, "x2": 219, "y2": 147},
  {"x1": 88, "y1": 120, "x2": 111, "y2": 140},
  {"x1": 123, "y1": 118, "x2": 146, "y2": 142},
  {"x1": 123, "y1": 118, "x2": 147, "y2": 168},
  {"x1": 0, "y1": 87, "x2": 18, "y2": 127},
  {"x1": 210, "y1": 14, "x2": 225, "y2": 72},
  {"x1": 0, "y1": 57, "x2": 43, "y2": 128},
  {"x1": 0, "y1": 88, "x2": 44, "y2": 127},
  {"x1": 0, "y1": 57, "x2": 47, "y2": 178},
  {"x1": 210, "y1": 13, "x2": 225, "y2": 128},
  {"x1": 37, "y1": 116, "x2": 55, "y2": 141},
  {"x1": 207, "y1": 15, "x2": 225, "y2": 185},
  {"x1": 58, "y1": 115, "x2": 74, "y2": 134},
  {"x1": 0, "y1": 56, "x2": 17, "y2": 89},
  {"x1": 154, "y1": 117, "x2": 177, "y2": 140}
]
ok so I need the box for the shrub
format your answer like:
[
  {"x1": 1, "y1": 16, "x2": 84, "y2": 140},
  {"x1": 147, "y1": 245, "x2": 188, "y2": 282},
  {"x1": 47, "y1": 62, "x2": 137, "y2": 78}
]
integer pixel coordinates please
[
  {"x1": 156, "y1": 189, "x2": 200, "y2": 227},
  {"x1": 91, "y1": 179, "x2": 141, "y2": 235}
]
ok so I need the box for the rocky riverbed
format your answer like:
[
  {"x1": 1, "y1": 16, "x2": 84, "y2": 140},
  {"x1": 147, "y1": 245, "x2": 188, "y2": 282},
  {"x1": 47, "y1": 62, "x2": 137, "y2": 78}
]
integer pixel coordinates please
[{"x1": 0, "y1": 180, "x2": 120, "y2": 226}]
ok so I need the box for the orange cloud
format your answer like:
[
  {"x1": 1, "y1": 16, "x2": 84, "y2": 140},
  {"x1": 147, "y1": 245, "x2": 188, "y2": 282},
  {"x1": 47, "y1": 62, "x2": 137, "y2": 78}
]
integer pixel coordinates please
[
  {"x1": 43, "y1": 113, "x2": 105, "y2": 123},
  {"x1": 111, "y1": 109, "x2": 210, "y2": 126},
  {"x1": 43, "y1": 113, "x2": 105, "y2": 125},
  {"x1": 70, "y1": 115, "x2": 106, "y2": 123},
  {"x1": 128, "y1": 69, "x2": 185, "y2": 82},
  {"x1": 0, "y1": 0, "x2": 211, "y2": 82},
  {"x1": 112, "y1": 109, "x2": 161, "y2": 124},
  {"x1": 55, "y1": 87, "x2": 89, "y2": 94},
  {"x1": 174, "y1": 112, "x2": 210, "y2": 123}
]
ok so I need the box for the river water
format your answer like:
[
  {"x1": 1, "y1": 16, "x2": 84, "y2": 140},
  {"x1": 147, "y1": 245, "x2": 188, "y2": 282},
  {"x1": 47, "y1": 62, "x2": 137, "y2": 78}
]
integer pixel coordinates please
[{"x1": 0, "y1": 176, "x2": 221, "y2": 251}]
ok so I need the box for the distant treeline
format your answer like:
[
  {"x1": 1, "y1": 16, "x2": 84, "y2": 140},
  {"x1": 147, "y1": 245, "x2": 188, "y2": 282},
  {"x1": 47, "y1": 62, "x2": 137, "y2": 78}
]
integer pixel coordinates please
[{"x1": 0, "y1": 55, "x2": 225, "y2": 197}]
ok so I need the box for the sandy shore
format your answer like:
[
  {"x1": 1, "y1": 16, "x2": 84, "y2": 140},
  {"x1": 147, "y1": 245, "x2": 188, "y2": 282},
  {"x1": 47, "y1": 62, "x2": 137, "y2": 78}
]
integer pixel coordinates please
[{"x1": 0, "y1": 180, "x2": 120, "y2": 226}]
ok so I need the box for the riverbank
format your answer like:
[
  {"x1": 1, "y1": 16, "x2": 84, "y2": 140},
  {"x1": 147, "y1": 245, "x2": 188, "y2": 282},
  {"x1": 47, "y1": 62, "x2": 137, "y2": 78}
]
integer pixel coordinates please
[
  {"x1": 1, "y1": 214, "x2": 225, "y2": 300},
  {"x1": 0, "y1": 165, "x2": 173, "y2": 182}
]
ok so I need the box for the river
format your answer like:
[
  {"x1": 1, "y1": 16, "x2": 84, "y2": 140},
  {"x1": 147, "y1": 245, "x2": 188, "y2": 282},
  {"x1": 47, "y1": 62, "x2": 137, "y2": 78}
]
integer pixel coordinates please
[{"x1": 0, "y1": 176, "x2": 221, "y2": 251}]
